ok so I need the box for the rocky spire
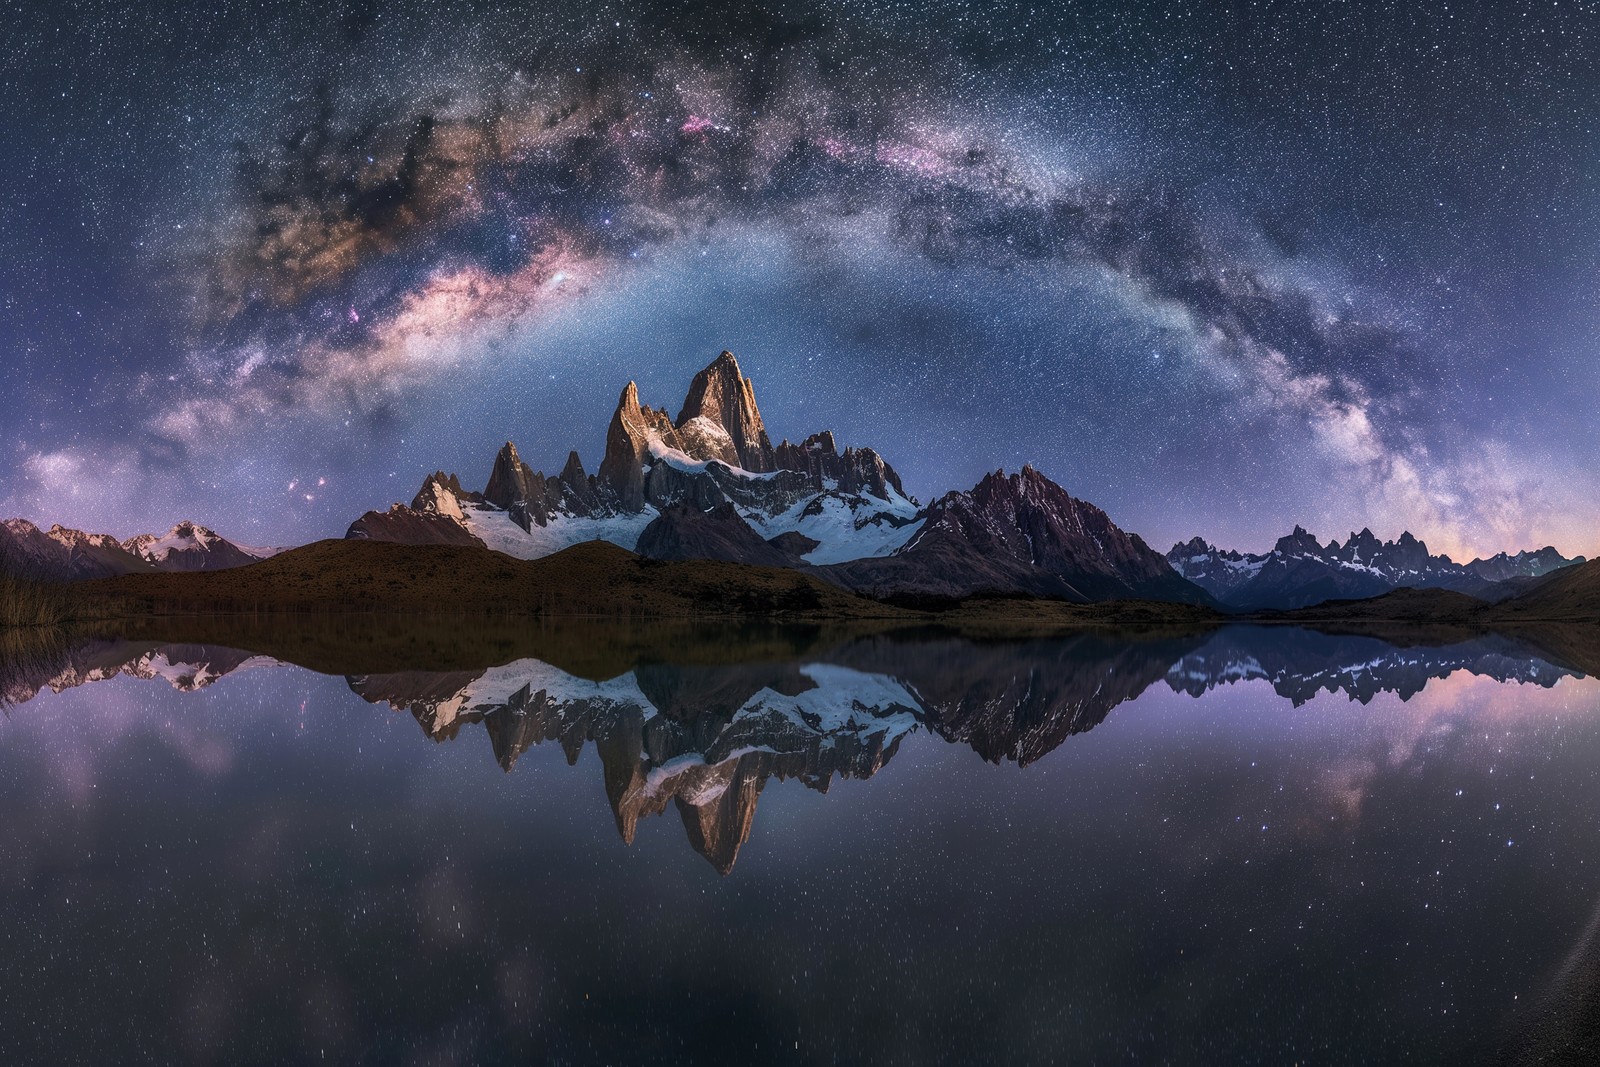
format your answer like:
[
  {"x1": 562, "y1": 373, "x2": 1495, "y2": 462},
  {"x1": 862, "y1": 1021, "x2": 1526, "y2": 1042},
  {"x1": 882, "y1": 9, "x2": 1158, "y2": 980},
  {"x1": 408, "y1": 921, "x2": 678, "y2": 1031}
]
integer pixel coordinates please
[
  {"x1": 483, "y1": 441, "x2": 541, "y2": 510},
  {"x1": 559, "y1": 450, "x2": 601, "y2": 512},
  {"x1": 675, "y1": 350, "x2": 774, "y2": 472},
  {"x1": 599, "y1": 381, "x2": 652, "y2": 511}
]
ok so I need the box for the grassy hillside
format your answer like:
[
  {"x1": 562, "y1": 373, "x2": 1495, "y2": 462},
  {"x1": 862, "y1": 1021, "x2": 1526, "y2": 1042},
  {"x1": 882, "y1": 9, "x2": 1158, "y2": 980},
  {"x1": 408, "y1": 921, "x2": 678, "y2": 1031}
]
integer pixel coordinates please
[
  {"x1": 81, "y1": 538, "x2": 908, "y2": 620},
  {"x1": 1491, "y1": 557, "x2": 1600, "y2": 623}
]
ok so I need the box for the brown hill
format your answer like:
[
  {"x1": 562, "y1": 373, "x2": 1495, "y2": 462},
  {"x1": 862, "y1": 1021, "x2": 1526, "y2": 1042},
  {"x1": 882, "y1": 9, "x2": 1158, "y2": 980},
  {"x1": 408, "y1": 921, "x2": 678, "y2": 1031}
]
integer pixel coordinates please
[
  {"x1": 1491, "y1": 557, "x2": 1600, "y2": 623},
  {"x1": 1261, "y1": 586, "x2": 1488, "y2": 624},
  {"x1": 83, "y1": 538, "x2": 904, "y2": 620}
]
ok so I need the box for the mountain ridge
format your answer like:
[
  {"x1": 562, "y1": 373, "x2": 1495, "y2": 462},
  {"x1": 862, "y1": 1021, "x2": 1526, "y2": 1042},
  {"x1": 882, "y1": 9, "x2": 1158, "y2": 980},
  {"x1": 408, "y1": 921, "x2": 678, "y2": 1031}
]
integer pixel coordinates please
[
  {"x1": 345, "y1": 351, "x2": 1216, "y2": 605},
  {"x1": 1169, "y1": 526, "x2": 1585, "y2": 611},
  {"x1": 0, "y1": 518, "x2": 280, "y2": 582}
]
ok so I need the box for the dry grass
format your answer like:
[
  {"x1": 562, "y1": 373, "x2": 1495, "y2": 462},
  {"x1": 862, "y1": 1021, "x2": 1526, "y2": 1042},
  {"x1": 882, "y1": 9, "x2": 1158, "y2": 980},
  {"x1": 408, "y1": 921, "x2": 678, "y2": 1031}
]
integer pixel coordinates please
[
  {"x1": 0, "y1": 570, "x2": 75, "y2": 628},
  {"x1": 0, "y1": 539, "x2": 83, "y2": 629},
  {"x1": 81, "y1": 538, "x2": 913, "y2": 620}
]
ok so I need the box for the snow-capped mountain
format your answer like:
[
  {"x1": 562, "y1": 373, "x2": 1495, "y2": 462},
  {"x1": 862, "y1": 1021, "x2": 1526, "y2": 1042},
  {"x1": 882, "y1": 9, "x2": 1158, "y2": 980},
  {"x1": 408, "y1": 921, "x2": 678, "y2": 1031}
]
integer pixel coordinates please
[
  {"x1": 348, "y1": 352, "x2": 1214, "y2": 604},
  {"x1": 347, "y1": 349, "x2": 923, "y2": 566},
  {"x1": 122, "y1": 521, "x2": 281, "y2": 572},
  {"x1": 0, "y1": 519, "x2": 152, "y2": 580},
  {"x1": 0, "y1": 518, "x2": 279, "y2": 581},
  {"x1": 1168, "y1": 527, "x2": 1585, "y2": 610}
]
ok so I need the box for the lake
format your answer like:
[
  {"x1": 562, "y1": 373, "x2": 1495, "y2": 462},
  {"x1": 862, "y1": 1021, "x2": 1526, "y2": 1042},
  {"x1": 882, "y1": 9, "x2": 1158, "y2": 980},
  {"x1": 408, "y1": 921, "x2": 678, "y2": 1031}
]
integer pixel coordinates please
[{"x1": 2, "y1": 623, "x2": 1599, "y2": 1063}]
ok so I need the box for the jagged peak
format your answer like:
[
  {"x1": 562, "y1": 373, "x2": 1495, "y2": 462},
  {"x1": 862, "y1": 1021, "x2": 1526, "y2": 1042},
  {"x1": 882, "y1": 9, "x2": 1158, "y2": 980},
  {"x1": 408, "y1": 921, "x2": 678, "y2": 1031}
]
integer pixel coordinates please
[
  {"x1": 675, "y1": 350, "x2": 772, "y2": 471},
  {"x1": 1171, "y1": 535, "x2": 1214, "y2": 556},
  {"x1": 799, "y1": 430, "x2": 839, "y2": 454},
  {"x1": 560, "y1": 450, "x2": 587, "y2": 482}
]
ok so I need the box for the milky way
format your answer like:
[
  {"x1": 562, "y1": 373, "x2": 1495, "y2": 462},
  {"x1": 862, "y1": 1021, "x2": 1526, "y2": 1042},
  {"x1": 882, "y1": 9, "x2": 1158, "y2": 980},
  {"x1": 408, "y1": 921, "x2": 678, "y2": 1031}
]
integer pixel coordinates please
[{"x1": 5, "y1": 1, "x2": 1600, "y2": 557}]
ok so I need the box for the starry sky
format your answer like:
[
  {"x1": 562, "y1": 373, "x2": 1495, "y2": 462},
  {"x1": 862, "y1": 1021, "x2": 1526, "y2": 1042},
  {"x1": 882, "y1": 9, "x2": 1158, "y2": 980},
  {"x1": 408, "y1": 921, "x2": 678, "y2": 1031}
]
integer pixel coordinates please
[{"x1": 4, "y1": 0, "x2": 1600, "y2": 558}]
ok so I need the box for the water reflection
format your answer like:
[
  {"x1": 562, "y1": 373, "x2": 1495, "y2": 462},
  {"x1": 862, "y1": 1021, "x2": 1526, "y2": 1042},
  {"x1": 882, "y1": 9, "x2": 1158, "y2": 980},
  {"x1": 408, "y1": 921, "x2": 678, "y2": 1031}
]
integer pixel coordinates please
[
  {"x1": 5, "y1": 622, "x2": 1600, "y2": 1062},
  {"x1": 4, "y1": 625, "x2": 1589, "y2": 873},
  {"x1": 352, "y1": 660, "x2": 918, "y2": 873}
]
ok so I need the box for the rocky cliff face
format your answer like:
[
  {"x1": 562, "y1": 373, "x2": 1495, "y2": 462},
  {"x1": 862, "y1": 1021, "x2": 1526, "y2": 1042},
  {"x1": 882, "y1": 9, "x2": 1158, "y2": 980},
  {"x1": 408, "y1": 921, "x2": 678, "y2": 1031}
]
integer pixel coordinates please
[
  {"x1": 773, "y1": 431, "x2": 906, "y2": 498},
  {"x1": 1169, "y1": 528, "x2": 1586, "y2": 610},
  {"x1": 597, "y1": 381, "x2": 658, "y2": 511},
  {"x1": 675, "y1": 350, "x2": 775, "y2": 472}
]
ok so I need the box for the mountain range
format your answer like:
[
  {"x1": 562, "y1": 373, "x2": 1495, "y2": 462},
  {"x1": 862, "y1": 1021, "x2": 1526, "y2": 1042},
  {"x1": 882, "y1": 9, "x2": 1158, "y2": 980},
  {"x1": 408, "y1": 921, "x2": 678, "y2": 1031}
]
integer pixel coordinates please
[
  {"x1": 347, "y1": 350, "x2": 1214, "y2": 605},
  {"x1": 0, "y1": 519, "x2": 279, "y2": 581},
  {"x1": 4, "y1": 350, "x2": 1589, "y2": 614},
  {"x1": 1168, "y1": 527, "x2": 1585, "y2": 611}
]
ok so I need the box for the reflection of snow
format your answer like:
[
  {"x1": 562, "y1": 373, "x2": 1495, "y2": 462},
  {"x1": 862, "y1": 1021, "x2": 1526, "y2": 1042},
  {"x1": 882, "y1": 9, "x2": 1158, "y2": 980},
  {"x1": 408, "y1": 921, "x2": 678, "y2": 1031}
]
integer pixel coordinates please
[{"x1": 736, "y1": 664, "x2": 922, "y2": 734}]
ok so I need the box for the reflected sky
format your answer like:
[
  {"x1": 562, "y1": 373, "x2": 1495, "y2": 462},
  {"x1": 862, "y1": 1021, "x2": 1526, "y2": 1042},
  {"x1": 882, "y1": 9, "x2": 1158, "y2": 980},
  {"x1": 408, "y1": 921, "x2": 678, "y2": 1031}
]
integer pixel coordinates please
[{"x1": 2, "y1": 630, "x2": 1600, "y2": 1062}]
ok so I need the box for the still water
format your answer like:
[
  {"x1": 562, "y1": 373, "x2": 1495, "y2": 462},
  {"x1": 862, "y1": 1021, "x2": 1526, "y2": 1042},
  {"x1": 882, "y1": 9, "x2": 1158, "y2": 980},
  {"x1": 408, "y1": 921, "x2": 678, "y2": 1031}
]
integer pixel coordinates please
[{"x1": 3, "y1": 625, "x2": 1599, "y2": 1063}]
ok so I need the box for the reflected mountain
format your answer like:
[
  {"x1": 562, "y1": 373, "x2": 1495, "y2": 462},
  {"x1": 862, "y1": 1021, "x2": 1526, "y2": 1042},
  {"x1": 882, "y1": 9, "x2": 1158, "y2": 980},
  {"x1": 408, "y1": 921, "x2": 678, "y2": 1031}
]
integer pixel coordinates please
[
  {"x1": 831, "y1": 631, "x2": 1204, "y2": 766},
  {"x1": 350, "y1": 658, "x2": 920, "y2": 873},
  {"x1": 1166, "y1": 627, "x2": 1580, "y2": 705},
  {"x1": 0, "y1": 637, "x2": 278, "y2": 707},
  {"x1": 2, "y1": 624, "x2": 1590, "y2": 871}
]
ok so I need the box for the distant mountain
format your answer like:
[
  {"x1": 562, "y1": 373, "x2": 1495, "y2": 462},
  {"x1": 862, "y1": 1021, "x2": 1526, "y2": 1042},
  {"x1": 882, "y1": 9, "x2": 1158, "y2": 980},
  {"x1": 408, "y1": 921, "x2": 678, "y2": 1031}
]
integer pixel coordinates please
[
  {"x1": 122, "y1": 521, "x2": 280, "y2": 572},
  {"x1": 347, "y1": 350, "x2": 923, "y2": 567},
  {"x1": 825, "y1": 466, "x2": 1214, "y2": 605},
  {"x1": 1464, "y1": 546, "x2": 1580, "y2": 583},
  {"x1": 0, "y1": 519, "x2": 279, "y2": 582},
  {"x1": 1168, "y1": 526, "x2": 1585, "y2": 611}
]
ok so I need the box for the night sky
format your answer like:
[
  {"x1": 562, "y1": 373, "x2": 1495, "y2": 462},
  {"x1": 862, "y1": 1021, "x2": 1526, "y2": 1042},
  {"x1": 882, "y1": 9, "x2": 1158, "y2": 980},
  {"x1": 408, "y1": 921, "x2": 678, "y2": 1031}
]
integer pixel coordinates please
[{"x1": 5, "y1": 0, "x2": 1599, "y2": 558}]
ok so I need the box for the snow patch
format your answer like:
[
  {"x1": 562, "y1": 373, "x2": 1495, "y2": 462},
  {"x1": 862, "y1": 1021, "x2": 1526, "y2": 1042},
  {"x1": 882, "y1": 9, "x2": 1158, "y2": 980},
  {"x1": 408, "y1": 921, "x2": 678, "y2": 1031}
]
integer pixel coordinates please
[
  {"x1": 745, "y1": 490, "x2": 923, "y2": 564},
  {"x1": 460, "y1": 502, "x2": 659, "y2": 560}
]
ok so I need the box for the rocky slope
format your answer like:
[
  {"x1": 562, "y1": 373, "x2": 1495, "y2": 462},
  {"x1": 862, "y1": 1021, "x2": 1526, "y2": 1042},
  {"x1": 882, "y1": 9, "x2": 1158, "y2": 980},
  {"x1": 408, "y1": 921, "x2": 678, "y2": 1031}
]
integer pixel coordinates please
[
  {"x1": 633, "y1": 503, "x2": 800, "y2": 567},
  {"x1": 826, "y1": 466, "x2": 1214, "y2": 605},
  {"x1": 1169, "y1": 527, "x2": 1584, "y2": 611},
  {"x1": 0, "y1": 518, "x2": 278, "y2": 582}
]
